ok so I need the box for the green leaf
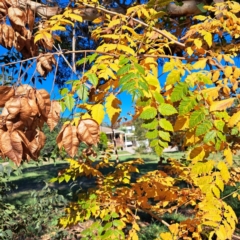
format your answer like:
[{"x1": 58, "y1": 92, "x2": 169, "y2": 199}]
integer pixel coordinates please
[
  {"x1": 179, "y1": 97, "x2": 198, "y2": 115},
  {"x1": 60, "y1": 87, "x2": 68, "y2": 96},
  {"x1": 113, "y1": 219, "x2": 125, "y2": 228},
  {"x1": 119, "y1": 72, "x2": 135, "y2": 85},
  {"x1": 77, "y1": 84, "x2": 88, "y2": 102},
  {"x1": 103, "y1": 222, "x2": 112, "y2": 231},
  {"x1": 197, "y1": 3, "x2": 207, "y2": 13},
  {"x1": 139, "y1": 80, "x2": 149, "y2": 92},
  {"x1": 117, "y1": 64, "x2": 131, "y2": 76},
  {"x1": 155, "y1": 145, "x2": 164, "y2": 156},
  {"x1": 121, "y1": 80, "x2": 135, "y2": 92},
  {"x1": 158, "y1": 130, "x2": 170, "y2": 141},
  {"x1": 204, "y1": 130, "x2": 217, "y2": 143},
  {"x1": 140, "y1": 107, "x2": 157, "y2": 119},
  {"x1": 76, "y1": 58, "x2": 88, "y2": 66},
  {"x1": 59, "y1": 101, "x2": 66, "y2": 112},
  {"x1": 214, "y1": 120, "x2": 225, "y2": 132},
  {"x1": 158, "y1": 103, "x2": 177, "y2": 116},
  {"x1": 158, "y1": 140, "x2": 168, "y2": 148},
  {"x1": 189, "y1": 110, "x2": 205, "y2": 128},
  {"x1": 88, "y1": 53, "x2": 98, "y2": 63},
  {"x1": 159, "y1": 119, "x2": 173, "y2": 131},
  {"x1": 64, "y1": 95, "x2": 75, "y2": 111},
  {"x1": 146, "y1": 129, "x2": 158, "y2": 139},
  {"x1": 111, "y1": 212, "x2": 119, "y2": 218},
  {"x1": 171, "y1": 82, "x2": 188, "y2": 102},
  {"x1": 166, "y1": 69, "x2": 181, "y2": 85},
  {"x1": 134, "y1": 63, "x2": 145, "y2": 75},
  {"x1": 150, "y1": 139, "x2": 158, "y2": 147},
  {"x1": 141, "y1": 119, "x2": 158, "y2": 129},
  {"x1": 217, "y1": 131, "x2": 226, "y2": 142},
  {"x1": 154, "y1": 91, "x2": 164, "y2": 104},
  {"x1": 195, "y1": 120, "x2": 212, "y2": 136},
  {"x1": 87, "y1": 73, "x2": 98, "y2": 87},
  {"x1": 119, "y1": 56, "x2": 129, "y2": 65}
]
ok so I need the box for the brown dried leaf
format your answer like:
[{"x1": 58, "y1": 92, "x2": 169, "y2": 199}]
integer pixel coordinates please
[
  {"x1": 0, "y1": 86, "x2": 14, "y2": 107},
  {"x1": 5, "y1": 0, "x2": 17, "y2": 6},
  {"x1": 0, "y1": 0, "x2": 7, "y2": 18},
  {"x1": 4, "y1": 97, "x2": 21, "y2": 119},
  {"x1": 8, "y1": 7, "x2": 26, "y2": 27},
  {"x1": 0, "y1": 130, "x2": 23, "y2": 166},
  {"x1": 28, "y1": 89, "x2": 39, "y2": 116},
  {"x1": 47, "y1": 100, "x2": 61, "y2": 131},
  {"x1": 37, "y1": 54, "x2": 56, "y2": 77},
  {"x1": 25, "y1": 37, "x2": 38, "y2": 57},
  {"x1": 6, "y1": 119, "x2": 24, "y2": 132},
  {"x1": 36, "y1": 61, "x2": 45, "y2": 76},
  {"x1": 63, "y1": 125, "x2": 79, "y2": 157},
  {"x1": 14, "y1": 32, "x2": 26, "y2": 52},
  {"x1": 19, "y1": 97, "x2": 32, "y2": 121},
  {"x1": 25, "y1": 130, "x2": 45, "y2": 159},
  {"x1": 26, "y1": 7, "x2": 34, "y2": 31},
  {"x1": 0, "y1": 116, "x2": 6, "y2": 129},
  {"x1": 35, "y1": 89, "x2": 51, "y2": 120},
  {"x1": 1, "y1": 24, "x2": 15, "y2": 48},
  {"x1": 56, "y1": 124, "x2": 68, "y2": 149},
  {"x1": 77, "y1": 119, "x2": 100, "y2": 146},
  {"x1": 15, "y1": 84, "x2": 32, "y2": 96}
]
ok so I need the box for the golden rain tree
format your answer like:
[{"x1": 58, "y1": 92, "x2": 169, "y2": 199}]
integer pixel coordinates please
[{"x1": 0, "y1": 0, "x2": 240, "y2": 239}]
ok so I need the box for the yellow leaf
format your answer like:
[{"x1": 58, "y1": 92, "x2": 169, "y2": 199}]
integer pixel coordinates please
[
  {"x1": 189, "y1": 147, "x2": 205, "y2": 162},
  {"x1": 228, "y1": 111, "x2": 240, "y2": 127},
  {"x1": 192, "y1": 59, "x2": 207, "y2": 70},
  {"x1": 81, "y1": 112, "x2": 91, "y2": 119},
  {"x1": 201, "y1": 87, "x2": 219, "y2": 100},
  {"x1": 224, "y1": 66, "x2": 232, "y2": 78},
  {"x1": 194, "y1": 39, "x2": 202, "y2": 48},
  {"x1": 105, "y1": 93, "x2": 121, "y2": 125},
  {"x1": 92, "y1": 17, "x2": 103, "y2": 24},
  {"x1": 132, "y1": 221, "x2": 140, "y2": 231},
  {"x1": 187, "y1": 47, "x2": 194, "y2": 56},
  {"x1": 117, "y1": 45, "x2": 135, "y2": 56},
  {"x1": 51, "y1": 25, "x2": 66, "y2": 31},
  {"x1": 34, "y1": 33, "x2": 44, "y2": 43},
  {"x1": 210, "y1": 98, "x2": 234, "y2": 112},
  {"x1": 169, "y1": 223, "x2": 179, "y2": 235},
  {"x1": 203, "y1": 31, "x2": 212, "y2": 47},
  {"x1": 217, "y1": 161, "x2": 230, "y2": 182},
  {"x1": 212, "y1": 185, "x2": 220, "y2": 198},
  {"x1": 160, "y1": 232, "x2": 173, "y2": 240},
  {"x1": 68, "y1": 13, "x2": 83, "y2": 22},
  {"x1": 174, "y1": 116, "x2": 189, "y2": 131},
  {"x1": 233, "y1": 68, "x2": 240, "y2": 78},
  {"x1": 91, "y1": 104, "x2": 105, "y2": 125},
  {"x1": 212, "y1": 71, "x2": 220, "y2": 82},
  {"x1": 224, "y1": 147, "x2": 233, "y2": 166}
]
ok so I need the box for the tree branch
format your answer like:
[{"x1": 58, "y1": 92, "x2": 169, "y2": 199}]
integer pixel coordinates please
[
  {"x1": 0, "y1": 51, "x2": 185, "y2": 68},
  {"x1": 82, "y1": 3, "x2": 185, "y2": 48}
]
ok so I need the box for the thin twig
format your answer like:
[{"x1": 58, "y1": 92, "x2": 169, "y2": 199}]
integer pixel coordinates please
[
  {"x1": 0, "y1": 50, "x2": 186, "y2": 68},
  {"x1": 82, "y1": 3, "x2": 185, "y2": 48}
]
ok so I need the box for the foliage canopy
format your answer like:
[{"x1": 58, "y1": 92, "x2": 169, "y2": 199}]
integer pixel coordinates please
[{"x1": 0, "y1": 0, "x2": 240, "y2": 239}]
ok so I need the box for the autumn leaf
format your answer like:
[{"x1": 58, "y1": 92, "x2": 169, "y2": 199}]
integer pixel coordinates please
[
  {"x1": 0, "y1": 86, "x2": 14, "y2": 107},
  {"x1": 91, "y1": 104, "x2": 105, "y2": 125},
  {"x1": 62, "y1": 125, "x2": 79, "y2": 157},
  {"x1": 47, "y1": 100, "x2": 61, "y2": 131},
  {"x1": 210, "y1": 98, "x2": 234, "y2": 112},
  {"x1": 77, "y1": 119, "x2": 100, "y2": 146},
  {"x1": 105, "y1": 93, "x2": 121, "y2": 125}
]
